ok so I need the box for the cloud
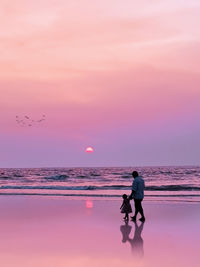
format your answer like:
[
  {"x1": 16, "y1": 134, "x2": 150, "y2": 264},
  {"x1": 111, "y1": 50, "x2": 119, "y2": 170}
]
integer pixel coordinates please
[
  {"x1": 0, "y1": 0, "x2": 200, "y2": 166},
  {"x1": 0, "y1": 0, "x2": 199, "y2": 80}
]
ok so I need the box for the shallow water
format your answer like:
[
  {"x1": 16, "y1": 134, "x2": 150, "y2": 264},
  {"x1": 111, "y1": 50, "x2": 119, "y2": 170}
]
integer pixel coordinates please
[{"x1": 0, "y1": 197, "x2": 199, "y2": 267}]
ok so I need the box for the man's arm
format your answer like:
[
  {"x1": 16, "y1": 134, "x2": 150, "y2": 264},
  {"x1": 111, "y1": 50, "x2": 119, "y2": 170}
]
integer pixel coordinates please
[
  {"x1": 129, "y1": 190, "x2": 135, "y2": 200},
  {"x1": 129, "y1": 179, "x2": 137, "y2": 199}
]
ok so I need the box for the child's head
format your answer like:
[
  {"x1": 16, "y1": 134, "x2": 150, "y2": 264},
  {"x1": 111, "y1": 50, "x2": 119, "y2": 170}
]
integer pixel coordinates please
[{"x1": 122, "y1": 194, "x2": 128, "y2": 200}]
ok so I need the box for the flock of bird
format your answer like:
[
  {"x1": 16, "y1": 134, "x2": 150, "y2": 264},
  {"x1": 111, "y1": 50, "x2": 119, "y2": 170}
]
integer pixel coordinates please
[{"x1": 15, "y1": 115, "x2": 46, "y2": 127}]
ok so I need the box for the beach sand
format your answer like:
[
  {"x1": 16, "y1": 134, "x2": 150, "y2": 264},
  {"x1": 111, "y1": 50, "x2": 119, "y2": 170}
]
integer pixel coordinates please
[{"x1": 0, "y1": 196, "x2": 199, "y2": 267}]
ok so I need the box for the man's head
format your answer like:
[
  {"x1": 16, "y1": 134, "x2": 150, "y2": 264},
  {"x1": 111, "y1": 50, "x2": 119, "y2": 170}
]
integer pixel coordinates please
[{"x1": 132, "y1": 171, "x2": 139, "y2": 178}]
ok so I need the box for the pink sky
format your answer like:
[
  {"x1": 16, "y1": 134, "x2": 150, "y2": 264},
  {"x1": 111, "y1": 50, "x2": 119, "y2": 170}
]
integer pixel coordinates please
[{"x1": 0, "y1": 0, "x2": 200, "y2": 167}]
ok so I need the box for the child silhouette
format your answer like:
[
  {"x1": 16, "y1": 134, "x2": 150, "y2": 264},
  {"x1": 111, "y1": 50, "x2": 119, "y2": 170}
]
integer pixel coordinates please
[{"x1": 120, "y1": 194, "x2": 132, "y2": 220}]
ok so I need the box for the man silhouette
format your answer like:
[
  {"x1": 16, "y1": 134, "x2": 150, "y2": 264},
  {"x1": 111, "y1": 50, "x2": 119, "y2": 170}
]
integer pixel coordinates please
[{"x1": 129, "y1": 171, "x2": 145, "y2": 222}]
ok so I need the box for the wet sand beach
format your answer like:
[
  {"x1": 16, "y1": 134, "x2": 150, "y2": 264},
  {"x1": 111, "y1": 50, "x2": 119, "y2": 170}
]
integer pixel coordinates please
[{"x1": 0, "y1": 196, "x2": 199, "y2": 267}]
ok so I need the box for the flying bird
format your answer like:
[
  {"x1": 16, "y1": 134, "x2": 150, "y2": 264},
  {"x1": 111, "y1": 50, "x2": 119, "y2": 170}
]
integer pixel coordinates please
[{"x1": 15, "y1": 114, "x2": 46, "y2": 127}]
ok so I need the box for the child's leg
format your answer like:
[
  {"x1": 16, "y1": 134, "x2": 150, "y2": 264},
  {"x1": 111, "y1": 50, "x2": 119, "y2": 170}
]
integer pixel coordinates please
[{"x1": 123, "y1": 213, "x2": 128, "y2": 220}]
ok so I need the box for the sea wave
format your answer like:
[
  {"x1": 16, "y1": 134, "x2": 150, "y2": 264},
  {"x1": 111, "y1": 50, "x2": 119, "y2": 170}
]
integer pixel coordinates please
[
  {"x1": 0, "y1": 176, "x2": 12, "y2": 180},
  {"x1": 1, "y1": 184, "x2": 200, "y2": 191},
  {"x1": 44, "y1": 175, "x2": 69, "y2": 180},
  {"x1": 145, "y1": 185, "x2": 200, "y2": 191}
]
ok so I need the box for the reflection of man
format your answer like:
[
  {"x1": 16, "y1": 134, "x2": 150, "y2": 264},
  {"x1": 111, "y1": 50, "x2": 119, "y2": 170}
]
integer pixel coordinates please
[
  {"x1": 120, "y1": 221, "x2": 144, "y2": 258},
  {"x1": 129, "y1": 221, "x2": 144, "y2": 258},
  {"x1": 129, "y1": 171, "x2": 145, "y2": 222}
]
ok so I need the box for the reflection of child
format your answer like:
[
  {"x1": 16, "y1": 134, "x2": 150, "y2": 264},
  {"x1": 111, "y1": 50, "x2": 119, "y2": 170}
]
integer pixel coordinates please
[{"x1": 120, "y1": 194, "x2": 132, "y2": 220}]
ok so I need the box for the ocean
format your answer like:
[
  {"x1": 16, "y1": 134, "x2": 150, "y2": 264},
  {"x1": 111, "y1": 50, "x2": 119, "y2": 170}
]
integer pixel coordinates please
[{"x1": 0, "y1": 166, "x2": 199, "y2": 202}]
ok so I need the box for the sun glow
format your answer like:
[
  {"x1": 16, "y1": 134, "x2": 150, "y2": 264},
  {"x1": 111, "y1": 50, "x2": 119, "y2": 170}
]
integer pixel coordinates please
[{"x1": 86, "y1": 200, "x2": 93, "y2": 209}]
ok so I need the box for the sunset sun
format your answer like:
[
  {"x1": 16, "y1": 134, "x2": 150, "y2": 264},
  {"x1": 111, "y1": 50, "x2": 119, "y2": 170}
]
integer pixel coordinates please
[{"x1": 85, "y1": 147, "x2": 94, "y2": 153}]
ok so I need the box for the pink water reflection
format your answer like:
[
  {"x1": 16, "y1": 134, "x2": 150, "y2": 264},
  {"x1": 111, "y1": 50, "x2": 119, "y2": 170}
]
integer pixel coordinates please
[{"x1": 0, "y1": 197, "x2": 199, "y2": 267}]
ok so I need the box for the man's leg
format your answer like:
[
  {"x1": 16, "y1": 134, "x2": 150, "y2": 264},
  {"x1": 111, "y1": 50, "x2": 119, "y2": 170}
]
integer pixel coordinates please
[
  {"x1": 131, "y1": 199, "x2": 139, "y2": 221},
  {"x1": 138, "y1": 200, "x2": 145, "y2": 221}
]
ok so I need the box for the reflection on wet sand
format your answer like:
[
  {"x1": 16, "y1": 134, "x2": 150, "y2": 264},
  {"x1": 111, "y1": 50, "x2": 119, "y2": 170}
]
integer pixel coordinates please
[{"x1": 120, "y1": 221, "x2": 144, "y2": 258}]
